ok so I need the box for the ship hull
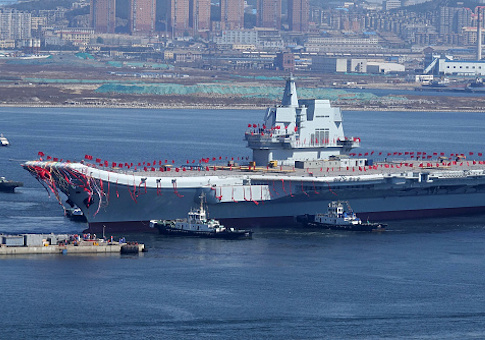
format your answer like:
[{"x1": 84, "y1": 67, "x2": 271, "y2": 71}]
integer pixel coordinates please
[
  {"x1": 86, "y1": 204, "x2": 485, "y2": 233},
  {"x1": 153, "y1": 225, "x2": 252, "y2": 239},
  {"x1": 22, "y1": 161, "x2": 485, "y2": 233},
  {"x1": 0, "y1": 181, "x2": 23, "y2": 193}
]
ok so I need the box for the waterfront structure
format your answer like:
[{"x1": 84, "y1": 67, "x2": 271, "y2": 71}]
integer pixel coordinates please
[
  {"x1": 439, "y1": 59, "x2": 485, "y2": 76},
  {"x1": 257, "y1": 0, "x2": 281, "y2": 30},
  {"x1": 220, "y1": 0, "x2": 244, "y2": 30},
  {"x1": 90, "y1": 0, "x2": 116, "y2": 33},
  {"x1": 312, "y1": 57, "x2": 367, "y2": 73},
  {"x1": 288, "y1": 0, "x2": 309, "y2": 32},
  {"x1": 367, "y1": 61, "x2": 405, "y2": 74},
  {"x1": 130, "y1": 0, "x2": 156, "y2": 34}
]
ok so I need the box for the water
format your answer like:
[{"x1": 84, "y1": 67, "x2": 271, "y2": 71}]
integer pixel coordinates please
[{"x1": 1, "y1": 107, "x2": 485, "y2": 339}]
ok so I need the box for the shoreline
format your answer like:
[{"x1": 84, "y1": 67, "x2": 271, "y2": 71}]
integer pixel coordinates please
[{"x1": 1, "y1": 103, "x2": 485, "y2": 112}]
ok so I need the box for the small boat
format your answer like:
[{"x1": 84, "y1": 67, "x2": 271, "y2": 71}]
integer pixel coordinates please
[
  {"x1": 297, "y1": 201, "x2": 386, "y2": 232},
  {"x1": 64, "y1": 206, "x2": 87, "y2": 222},
  {"x1": 0, "y1": 134, "x2": 9, "y2": 146},
  {"x1": 150, "y1": 195, "x2": 253, "y2": 239},
  {"x1": 0, "y1": 176, "x2": 23, "y2": 193}
]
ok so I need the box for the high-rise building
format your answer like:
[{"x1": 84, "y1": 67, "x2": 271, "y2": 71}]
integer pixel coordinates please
[
  {"x1": 130, "y1": 0, "x2": 156, "y2": 34},
  {"x1": 170, "y1": 0, "x2": 190, "y2": 37},
  {"x1": 0, "y1": 9, "x2": 31, "y2": 40},
  {"x1": 190, "y1": 0, "x2": 211, "y2": 34},
  {"x1": 288, "y1": 0, "x2": 309, "y2": 32},
  {"x1": 220, "y1": 0, "x2": 244, "y2": 30},
  {"x1": 257, "y1": 0, "x2": 281, "y2": 29},
  {"x1": 90, "y1": 0, "x2": 116, "y2": 33}
]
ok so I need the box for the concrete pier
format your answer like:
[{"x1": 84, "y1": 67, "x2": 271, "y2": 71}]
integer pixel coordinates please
[{"x1": 0, "y1": 234, "x2": 145, "y2": 255}]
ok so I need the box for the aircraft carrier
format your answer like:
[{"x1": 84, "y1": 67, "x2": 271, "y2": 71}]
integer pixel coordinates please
[{"x1": 22, "y1": 76, "x2": 485, "y2": 233}]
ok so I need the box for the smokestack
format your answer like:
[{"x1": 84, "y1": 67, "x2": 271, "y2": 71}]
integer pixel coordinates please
[{"x1": 479, "y1": 8, "x2": 482, "y2": 60}]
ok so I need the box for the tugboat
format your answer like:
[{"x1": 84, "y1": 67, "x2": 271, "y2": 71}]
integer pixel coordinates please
[
  {"x1": 0, "y1": 176, "x2": 23, "y2": 193},
  {"x1": 64, "y1": 207, "x2": 88, "y2": 222},
  {"x1": 0, "y1": 133, "x2": 9, "y2": 146},
  {"x1": 297, "y1": 201, "x2": 386, "y2": 232},
  {"x1": 150, "y1": 195, "x2": 253, "y2": 239}
]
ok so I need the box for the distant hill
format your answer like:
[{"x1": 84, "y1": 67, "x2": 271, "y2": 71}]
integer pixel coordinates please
[
  {"x1": 7, "y1": 0, "x2": 76, "y2": 11},
  {"x1": 398, "y1": 0, "x2": 481, "y2": 13}
]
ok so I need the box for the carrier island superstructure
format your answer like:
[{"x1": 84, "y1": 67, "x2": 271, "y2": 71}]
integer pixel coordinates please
[{"x1": 23, "y1": 77, "x2": 485, "y2": 233}]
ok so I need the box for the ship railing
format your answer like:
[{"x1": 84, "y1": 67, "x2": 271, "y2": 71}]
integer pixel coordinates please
[
  {"x1": 245, "y1": 132, "x2": 295, "y2": 146},
  {"x1": 435, "y1": 171, "x2": 472, "y2": 178},
  {"x1": 337, "y1": 137, "x2": 360, "y2": 148},
  {"x1": 245, "y1": 129, "x2": 292, "y2": 138},
  {"x1": 287, "y1": 140, "x2": 341, "y2": 148}
]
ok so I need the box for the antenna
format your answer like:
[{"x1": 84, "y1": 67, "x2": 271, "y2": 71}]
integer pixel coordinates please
[{"x1": 479, "y1": 7, "x2": 482, "y2": 60}]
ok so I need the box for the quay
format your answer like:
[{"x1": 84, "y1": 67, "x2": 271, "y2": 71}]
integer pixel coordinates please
[{"x1": 0, "y1": 234, "x2": 145, "y2": 255}]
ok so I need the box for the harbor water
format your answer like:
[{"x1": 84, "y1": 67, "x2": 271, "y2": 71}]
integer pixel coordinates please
[{"x1": 1, "y1": 107, "x2": 485, "y2": 339}]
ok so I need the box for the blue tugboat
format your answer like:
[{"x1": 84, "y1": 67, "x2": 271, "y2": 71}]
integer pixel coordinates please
[
  {"x1": 0, "y1": 133, "x2": 9, "y2": 146},
  {"x1": 150, "y1": 196, "x2": 253, "y2": 239},
  {"x1": 298, "y1": 201, "x2": 386, "y2": 232},
  {"x1": 0, "y1": 176, "x2": 23, "y2": 193}
]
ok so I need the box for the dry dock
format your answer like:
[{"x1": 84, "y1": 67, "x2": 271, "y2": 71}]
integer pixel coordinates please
[{"x1": 0, "y1": 234, "x2": 145, "y2": 255}]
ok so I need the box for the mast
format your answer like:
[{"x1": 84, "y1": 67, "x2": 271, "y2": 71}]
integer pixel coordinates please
[
  {"x1": 281, "y1": 74, "x2": 299, "y2": 107},
  {"x1": 478, "y1": 8, "x2": 482, "y2": 61}
]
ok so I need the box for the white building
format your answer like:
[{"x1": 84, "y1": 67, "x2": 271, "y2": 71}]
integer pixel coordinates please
[
  {"x1": 439, "y1": 60, "x2": 485, "y2": 76},
  {"x1": 312, "y1": 56, "x2": 367, "y2": 73},
  {"x1": 384, "y1": 0, "x2": 402, "y2": 10},
  {"x1": 214, "y1": 30, "x2": 259, "y2": 45},
  {"x1": 304, "y1": 36, "x2": 380, "y2": 53},
  {"x1": 0, "y1": 9, "x2": 31, "y2": 40},
  {"x1": 367, "y1": 61, "x2": 405, "y2": 73},
  {"x1": 212, "y1": 29, "x2": 284, "y2": 50}
]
